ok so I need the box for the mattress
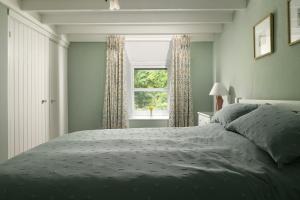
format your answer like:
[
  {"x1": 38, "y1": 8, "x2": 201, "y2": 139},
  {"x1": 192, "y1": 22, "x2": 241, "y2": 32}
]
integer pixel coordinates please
[{"x1": 0, "y1": 124, "x2": 300, "y2": 200}]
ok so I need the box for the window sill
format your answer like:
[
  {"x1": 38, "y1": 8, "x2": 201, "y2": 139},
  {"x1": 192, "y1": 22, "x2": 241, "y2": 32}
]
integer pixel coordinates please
[{"x1": 129, "y1": 116, "x2": 169, "y2": 120}]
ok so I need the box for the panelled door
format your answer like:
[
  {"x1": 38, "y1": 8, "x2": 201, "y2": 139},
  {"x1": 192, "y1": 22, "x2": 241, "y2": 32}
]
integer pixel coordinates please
[
  {"x1": 49, "y1": 40, "x2": 59, "y2": 139},
  {"x1": 8, "y1": 15, "x2": 50, "y2": 158}
]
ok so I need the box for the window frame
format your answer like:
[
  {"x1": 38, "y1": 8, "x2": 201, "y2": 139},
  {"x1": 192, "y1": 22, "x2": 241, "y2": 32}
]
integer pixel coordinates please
[{"x1": 130, "y1": 65, "x2": 169, "y2": 118}]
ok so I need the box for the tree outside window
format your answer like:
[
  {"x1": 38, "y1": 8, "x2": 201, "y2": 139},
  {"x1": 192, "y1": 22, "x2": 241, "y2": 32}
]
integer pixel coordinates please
[{"x1": 133, "y1": 68, "x2": 168, "y2": 116}]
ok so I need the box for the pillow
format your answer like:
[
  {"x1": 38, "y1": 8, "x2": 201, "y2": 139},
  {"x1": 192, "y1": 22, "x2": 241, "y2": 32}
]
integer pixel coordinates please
[
  {"x1": 211, "y1": 103, "x2": 258, "y2": 126},
  {"x1": 226, "y1": 105, "x2": 300, "y2": 165}
]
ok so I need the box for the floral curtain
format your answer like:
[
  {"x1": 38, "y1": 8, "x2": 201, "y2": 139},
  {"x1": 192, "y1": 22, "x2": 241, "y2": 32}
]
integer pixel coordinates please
[
  {"x1": 102, "y1": 35, "x2": 129, "y2": 129},
  {"x1": 168, "y1": 35, "x2": 194, "y2": 127}
]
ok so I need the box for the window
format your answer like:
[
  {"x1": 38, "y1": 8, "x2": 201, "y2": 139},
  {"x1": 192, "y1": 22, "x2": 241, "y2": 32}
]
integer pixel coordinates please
[{"x1": 131, "y1": 67, "x2": 169, "y2": 117}]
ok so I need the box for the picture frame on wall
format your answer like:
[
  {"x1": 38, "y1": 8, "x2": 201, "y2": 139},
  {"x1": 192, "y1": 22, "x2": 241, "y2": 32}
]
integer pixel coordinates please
[
  {"x1": 288, "y1": 0, "x2": 300, "y2": 45},
  {"x1": 253, "y1": 14, "x2": 274, "y2": 59}
]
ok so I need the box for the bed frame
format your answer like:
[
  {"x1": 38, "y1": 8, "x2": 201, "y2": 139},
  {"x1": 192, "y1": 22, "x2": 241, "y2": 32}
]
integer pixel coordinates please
[{"x1": 235, "y1": 98, "x2": 300, "y2": 112}]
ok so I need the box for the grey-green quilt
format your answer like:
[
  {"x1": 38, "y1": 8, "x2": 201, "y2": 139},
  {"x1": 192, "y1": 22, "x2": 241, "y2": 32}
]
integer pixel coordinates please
[{"x1": 0, "y1": 124, "x2": 300, "y2": 200}]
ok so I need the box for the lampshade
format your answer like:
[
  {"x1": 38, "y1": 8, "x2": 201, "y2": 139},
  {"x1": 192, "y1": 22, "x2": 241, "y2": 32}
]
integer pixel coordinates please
[
  {"x1": 109, "y1": 0, "x2": 120, "y2": 10},
  {"x1": 209, "y1": 83, "x2": 228, "y2": 96}
]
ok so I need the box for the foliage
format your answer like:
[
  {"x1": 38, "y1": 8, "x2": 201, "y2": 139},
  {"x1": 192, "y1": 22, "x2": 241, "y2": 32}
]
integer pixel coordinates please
[
  {"x1": 134, "y1": 69, "x2": 168, "y2": 111},
  {"x1": 134, "y1": 69, "x2": 168, "y2": 88},
  {"x1": 134, "y1": 92, "x2": 168, "y2": 110}
]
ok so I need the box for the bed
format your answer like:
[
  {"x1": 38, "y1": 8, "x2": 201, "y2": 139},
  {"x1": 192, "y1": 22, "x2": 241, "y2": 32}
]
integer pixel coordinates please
[{"x1": 0, "y1": 99, "x2": 300, "y2": 200}]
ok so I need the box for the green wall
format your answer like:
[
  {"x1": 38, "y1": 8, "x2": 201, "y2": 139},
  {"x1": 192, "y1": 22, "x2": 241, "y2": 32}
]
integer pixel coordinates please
[
  {"x1": 191, "y1": 42, "x2": 214, "y2": 121},
  {"x1": 215, "y1": 0, "x2": 300, "y2": 101},
  {"x1": 68, "y1": 43, "x2": 106, "y2": 132},
  {"x1": 68, "y1": 42, "x2": 213, "y2": 132}
]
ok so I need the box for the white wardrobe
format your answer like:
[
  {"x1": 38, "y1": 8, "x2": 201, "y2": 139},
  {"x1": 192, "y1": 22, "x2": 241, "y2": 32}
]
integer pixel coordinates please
[{"x1": 0, "y1": 9, "x2": 69, "y2": 160}]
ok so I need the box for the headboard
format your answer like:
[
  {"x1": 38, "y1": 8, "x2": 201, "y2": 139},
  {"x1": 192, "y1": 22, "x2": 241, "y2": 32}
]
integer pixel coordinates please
[{"x1": 235, "y1": 98, "x2": 300, "y2": 112}]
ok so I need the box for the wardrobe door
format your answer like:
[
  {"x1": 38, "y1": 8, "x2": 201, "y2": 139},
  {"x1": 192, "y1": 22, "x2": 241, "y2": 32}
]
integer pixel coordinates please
[
  {"x1": 41, "y1": 34, "x2": 50, "y2": 144},
  {"x1": 49, "y1": 40, "x2": 59, "y2": 139},
  {"x1": 34, "y1": 30, "x2": 48, "y2": 146},
  {"x1": 7, "y1": 15, "x2": 50, "y2": 157},
  {"x1": 32, "y1": 27, "x2": 39, "y2": 148},
  {"x1": 7, "y1": 16, "x2": 15, "y2": 158}
]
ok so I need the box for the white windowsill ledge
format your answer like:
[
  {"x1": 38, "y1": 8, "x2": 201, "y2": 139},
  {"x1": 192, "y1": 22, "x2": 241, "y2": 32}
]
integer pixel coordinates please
[{"x1": 129, "y1": 116, "x2": 169, "y2": 120}]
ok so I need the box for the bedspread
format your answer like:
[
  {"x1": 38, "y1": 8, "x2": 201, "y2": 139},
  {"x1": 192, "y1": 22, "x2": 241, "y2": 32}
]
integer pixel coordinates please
[{"x1": 0, "y1": 124, "x2": 300, "y2": 200}]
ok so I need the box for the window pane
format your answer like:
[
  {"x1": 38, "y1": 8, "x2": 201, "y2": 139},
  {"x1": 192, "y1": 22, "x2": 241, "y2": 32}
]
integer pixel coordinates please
[
  {"x1": 134, "y1": 69, "x2": 168, "y2": 88},
  {"x1": 134, "y1": 92, "x2": 168, "y2": 111}
]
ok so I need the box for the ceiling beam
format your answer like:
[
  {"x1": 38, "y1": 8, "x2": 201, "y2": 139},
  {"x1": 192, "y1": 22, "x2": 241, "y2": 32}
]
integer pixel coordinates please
[
  {"x1": 67, "y1": 34, "x2": 216, "y2": 42},
  {"x1": 41, "y1": 11, "x2": 233, "y2": 25},
  {"x1": 56, "y1": 24, "x2": 223, "y2": 35},
  {"x1": 21, "y1": 0, "x2": 247, "y2": 11}
]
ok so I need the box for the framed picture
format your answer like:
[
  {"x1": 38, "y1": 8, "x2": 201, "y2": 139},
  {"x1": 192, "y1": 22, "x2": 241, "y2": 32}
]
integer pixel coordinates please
[
  {"x1": 288, "y1": 0, "x2": 300, "y2": 45},
  {"x1": 253, "y1": 14, "x2": 274, "y2": 59}
]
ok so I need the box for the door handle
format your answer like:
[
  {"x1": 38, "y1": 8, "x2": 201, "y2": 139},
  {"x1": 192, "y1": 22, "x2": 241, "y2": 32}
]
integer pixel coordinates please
[{"x1": 41, "y1": 100, "x2": 47, "y2": 104}]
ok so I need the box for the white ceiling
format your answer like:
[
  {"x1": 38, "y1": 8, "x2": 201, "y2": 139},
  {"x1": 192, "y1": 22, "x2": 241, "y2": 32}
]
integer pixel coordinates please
[{"x1": 0, "y1": 0, "x2": 248, "y2": 42}]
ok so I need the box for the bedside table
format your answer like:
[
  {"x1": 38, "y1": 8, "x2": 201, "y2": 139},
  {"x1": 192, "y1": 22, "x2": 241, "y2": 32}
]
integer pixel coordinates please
[{"x1": 197, "y1": 112, "x2": 214, "y2": 127}]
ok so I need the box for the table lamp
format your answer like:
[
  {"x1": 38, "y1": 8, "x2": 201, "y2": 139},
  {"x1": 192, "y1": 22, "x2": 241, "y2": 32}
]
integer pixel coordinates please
[{"x1": 209, "y1": 83, "x2": 228, "y2": 111}]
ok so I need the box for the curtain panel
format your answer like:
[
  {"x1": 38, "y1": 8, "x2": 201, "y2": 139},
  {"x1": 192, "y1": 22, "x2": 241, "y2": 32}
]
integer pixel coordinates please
[
  {"x1": 168, "y1": 35, "x2": 194, "y2": 127},
  {"x1": 103, "y1": 35, "x2": 129, "y2": 129}
]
